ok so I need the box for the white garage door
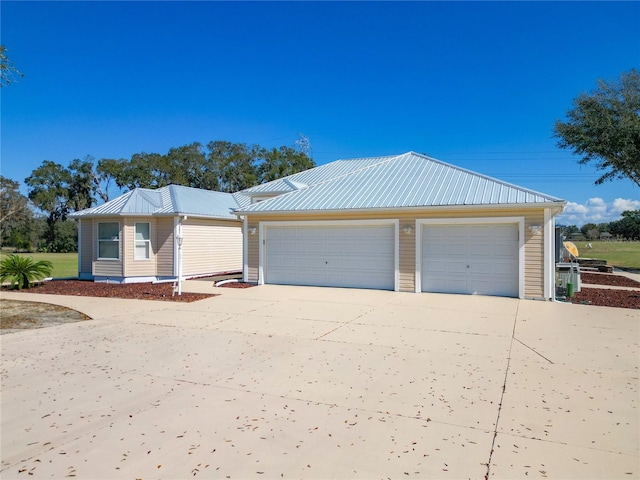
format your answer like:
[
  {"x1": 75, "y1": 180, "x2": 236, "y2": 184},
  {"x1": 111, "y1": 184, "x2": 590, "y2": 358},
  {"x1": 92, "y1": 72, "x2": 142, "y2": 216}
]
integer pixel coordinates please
[
  {"x1": 421, "y1": 223, "x2": 519, "y2": 297},
  {"x1": 265, "y1": 224, "x2": 395, "y2": 290}
]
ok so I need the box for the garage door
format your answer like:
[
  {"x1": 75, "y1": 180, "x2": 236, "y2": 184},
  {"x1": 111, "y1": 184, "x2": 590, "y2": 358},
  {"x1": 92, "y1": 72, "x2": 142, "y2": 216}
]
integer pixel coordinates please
[
  {"x1": 421, "y1": 223, "x2": 519, "y2": 297},
  {"x1": 265, "y1": 224, "x2": 395, "y2": 290}
]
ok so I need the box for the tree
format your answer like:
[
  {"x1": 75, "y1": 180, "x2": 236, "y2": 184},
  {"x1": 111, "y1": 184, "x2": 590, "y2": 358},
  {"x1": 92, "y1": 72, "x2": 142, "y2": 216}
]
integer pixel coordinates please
[
  {"x1": 67, "y1": 157, "x2": 98, "y2": 211},
  {"x1": 257, "y1": 146, "x2": 315, "y2": 184},
  {"x1": 96, "y1": 158, "x2": 126, "y2": 202},
  {"x1": 609, "y1": 210, "x2": 640, "y2": 240},
  {"x1": 0, "y1": 45, "x2": 23, "y2": 87},
  {"x1": 0, "y1": 176, "x2": 34, "y2": 249},
  {"x1": 207, "y1": 141, "x2": 259, "y2": 193},
  {"x1": 553, "y1": 69, "x2": 640, "y2": 186},
  {"x1": 25, "y1": 161, "x2": 71, "y2": 247}
]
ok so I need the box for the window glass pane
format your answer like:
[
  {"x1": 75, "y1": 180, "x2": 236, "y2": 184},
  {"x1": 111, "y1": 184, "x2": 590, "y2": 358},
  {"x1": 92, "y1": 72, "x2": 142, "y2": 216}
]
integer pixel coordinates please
[
  {"x1": 99, "y1": 223, "x2": 119, "y2": 240},
  {"x1": 135, "y1": 242, "x2": 149, "y2": 260},
  {"x1": 135, "y1": 223, "x2": 150, "y2": 241},
  {"x1": 99, "y1": 241, "x2": 119, "y2": 259}
]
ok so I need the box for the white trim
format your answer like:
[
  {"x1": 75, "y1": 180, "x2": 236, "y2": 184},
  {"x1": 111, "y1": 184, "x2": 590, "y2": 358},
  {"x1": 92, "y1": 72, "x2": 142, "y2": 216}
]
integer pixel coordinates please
[
  {"x1": 242, "y1": 216, "x2": 248, "y2": 283},
  {"x1": 97, "y1": 221, "x2": 121, "y2": 260},
  {"x1": 77, "y1": 219, "x2": 82, "y2": 277},
  {"x1": 415, "y1": 217, "x2": 525, "y2": 299},
  {"x1": 133, "y1": 221, "x2": 151, "y2": 261},
  {"x1": 173, "y1": 217, "x2": 180, "y2": 276},
  {"x1": 258, "y1": 219, "x2": 400, "y2": 291},
  {"x1": 544, "y1": 208, "x2": 554, "y2": 301}
]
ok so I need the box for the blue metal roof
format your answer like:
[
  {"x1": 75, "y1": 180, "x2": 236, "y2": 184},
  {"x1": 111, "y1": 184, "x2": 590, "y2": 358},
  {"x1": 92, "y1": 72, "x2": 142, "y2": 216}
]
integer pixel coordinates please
[
  {"x1": 234, "y1": 152, "x2": 564, "y2": 214},
  {"x1": 71, "y1": 185, "x2": 239, "y2": 220}
]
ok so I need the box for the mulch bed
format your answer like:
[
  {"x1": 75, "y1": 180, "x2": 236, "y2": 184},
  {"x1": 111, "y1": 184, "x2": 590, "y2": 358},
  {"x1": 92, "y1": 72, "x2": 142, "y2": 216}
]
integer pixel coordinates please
[
  {"x1": 570, "y1": 273, "x2": 640, "y2": 309},
  {"x1": 3, "y1": 280, "x2": 216, "y2": 303},
  {"x1": 580, "y1": 272, "x2": 640, "y2": 288},
  {"x1": 217, "y1": 281, "x2": 255, "y2": 288}
]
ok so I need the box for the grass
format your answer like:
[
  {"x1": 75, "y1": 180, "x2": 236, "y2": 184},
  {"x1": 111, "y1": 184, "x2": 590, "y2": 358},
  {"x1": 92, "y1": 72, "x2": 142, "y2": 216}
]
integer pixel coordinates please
[
  {"x1": 573, "y1": 240, "x2": 640, "y2": 270},
  {"x1": 0, "y1": 252, "x2": 78, "y2": 279}
]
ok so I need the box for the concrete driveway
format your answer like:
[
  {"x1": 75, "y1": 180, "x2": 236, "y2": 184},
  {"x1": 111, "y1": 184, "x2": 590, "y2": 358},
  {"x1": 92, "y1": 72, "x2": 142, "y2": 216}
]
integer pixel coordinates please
[{"x1": 1, "y1": 284, "x2": 638, "y2": 479}]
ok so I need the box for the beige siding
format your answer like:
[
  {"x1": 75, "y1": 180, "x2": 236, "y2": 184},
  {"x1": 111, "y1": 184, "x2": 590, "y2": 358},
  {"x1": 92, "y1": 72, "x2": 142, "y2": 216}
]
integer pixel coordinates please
[
  {"x1": 156, "y1": 217, "x2": 175, "y2": 277},
  {"x1": 247, "y1": 223, "x2": 260, "y2": 282},
  {"x1": 123, "y1": 218, "x2": 157, "y2": 278},
  {"x1": 524, "y1": 212, "x2": 545, "y2": 298},
  {"x1": 181, "y1": 218, "x2": 242, "y2": 276},
  {"x1": 246, "y1": 207, "x2": 548, "y2": 298},
  {"x1": 92, "y1": 217, "x2": 124, "y2": 277},
  {"x1": 79, "y1": 218, "x2": 93, "y2": 275}
]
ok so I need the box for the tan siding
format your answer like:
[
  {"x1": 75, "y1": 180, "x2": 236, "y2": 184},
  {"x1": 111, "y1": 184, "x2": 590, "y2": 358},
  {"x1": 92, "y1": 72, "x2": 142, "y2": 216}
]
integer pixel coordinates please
[
  {"x1": 524, "y1": 213, "x2": 545, "y2": 298},
  {"x1": 246, "y1": 207, "x2": 549, "y2": 298},
  {"x1": 156, "y1": 217, "x2": 175, "y2": 277},
  {"x1": 79, "y1": 218, "x2": 93, "y2": 275},
  {"x1": 92, "y1": 217, "x2": 124, "y2": 277},
  {"x1": 247, "y1": 223, "x2": 260, "y2": 282},
  {"x1": 181, "y1": 219, "x2": 242, "y2": 276},
  {"x1": 123, "y1": 218, "x2": 157, "y2": 277}
]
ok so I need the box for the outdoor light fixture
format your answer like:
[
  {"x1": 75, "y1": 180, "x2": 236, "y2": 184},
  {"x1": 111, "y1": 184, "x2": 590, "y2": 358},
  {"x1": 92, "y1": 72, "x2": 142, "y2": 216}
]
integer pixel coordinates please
[
  {"x1": 402, "y1": 225, "x2": 413, "y2": 235},
  {"x1": 249, "y1": 227, "x2": 257, "y2": 235},
  {"x1": 176, "y1": 233, "x2": 184, "y2": 247},
  {"x1": 528, "y1": 225, "x2": 542, "y2": 234}
]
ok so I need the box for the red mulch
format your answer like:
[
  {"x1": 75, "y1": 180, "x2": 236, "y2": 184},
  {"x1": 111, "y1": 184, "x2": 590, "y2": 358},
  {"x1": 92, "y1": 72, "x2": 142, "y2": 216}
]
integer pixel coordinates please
[
  {"x1": 4, "y1": 280, "x2": 215, "y2": 303},
  {"x1": 570, "y1": 273, "x2": 640, "y2": 309},
  {"x1": 581, "y1": 272, "x2": 640, "y2": 288},
  {"x1": 217, "y1": 281, "x2": 255, "y2": 288}
]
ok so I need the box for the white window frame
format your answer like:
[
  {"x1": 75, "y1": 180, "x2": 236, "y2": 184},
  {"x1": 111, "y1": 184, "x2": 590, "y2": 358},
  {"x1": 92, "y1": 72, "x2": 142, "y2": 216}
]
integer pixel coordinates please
[
  {"x1": 97, "y1": 222, "x2": 120, "y2": 260},
  {"x1": 134, "y1": 222, "x2": 151, "y2": 260}
]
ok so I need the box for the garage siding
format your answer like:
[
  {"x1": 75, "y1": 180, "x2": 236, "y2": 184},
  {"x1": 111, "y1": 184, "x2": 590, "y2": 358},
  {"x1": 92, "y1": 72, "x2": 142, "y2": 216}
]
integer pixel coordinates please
[
  {"x1": 245, "y1": 208, "x2": 547, "y2": 298},
  {"x1": 181, "y1": 218, "x2": 242, "y2": 276},
  {"x1": 524, "y1": 213, "x2": 544, "y2": 298}
]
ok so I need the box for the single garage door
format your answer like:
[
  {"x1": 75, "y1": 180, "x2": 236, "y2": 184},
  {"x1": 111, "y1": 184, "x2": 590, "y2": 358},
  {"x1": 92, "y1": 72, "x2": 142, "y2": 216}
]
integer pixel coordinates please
[
  {"x1": 265, "y1": 224, "x2": 395, "y2": 290},
  {"x1": 421, "y1": 223, "x2": 519, "y2": 297}
]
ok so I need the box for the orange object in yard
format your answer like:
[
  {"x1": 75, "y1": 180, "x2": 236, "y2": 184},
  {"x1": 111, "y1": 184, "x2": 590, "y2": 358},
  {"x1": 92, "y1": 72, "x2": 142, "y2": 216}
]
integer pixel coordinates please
[{"x1": 563, "y1": 241, "x2": 579, "y2": 258}]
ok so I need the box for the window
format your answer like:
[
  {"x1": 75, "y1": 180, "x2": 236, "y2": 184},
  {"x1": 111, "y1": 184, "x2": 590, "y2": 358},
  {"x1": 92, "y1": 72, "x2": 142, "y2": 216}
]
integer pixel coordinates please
[
  {"x1": 98, "y1": 222, "x2": 120, "y2": 259},
  {"x1": 134, "y1": 222, "x2": 151, "y2": 260}
]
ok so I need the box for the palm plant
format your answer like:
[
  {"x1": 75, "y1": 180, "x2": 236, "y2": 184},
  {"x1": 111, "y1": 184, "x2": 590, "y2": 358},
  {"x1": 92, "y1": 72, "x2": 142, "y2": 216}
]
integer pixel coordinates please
[{"x1": 0, "y1": 254, "x2": 53, "y2": 290}]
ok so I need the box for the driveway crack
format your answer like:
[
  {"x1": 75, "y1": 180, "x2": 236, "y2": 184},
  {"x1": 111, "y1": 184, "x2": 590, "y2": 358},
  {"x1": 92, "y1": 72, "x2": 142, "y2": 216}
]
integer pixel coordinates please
[
  {"x1": 484, "y1": 302, "x2": 519, "y2": 479},
  {"x1": 512, "y1": 337, "x2": 554, "y2": 364}
]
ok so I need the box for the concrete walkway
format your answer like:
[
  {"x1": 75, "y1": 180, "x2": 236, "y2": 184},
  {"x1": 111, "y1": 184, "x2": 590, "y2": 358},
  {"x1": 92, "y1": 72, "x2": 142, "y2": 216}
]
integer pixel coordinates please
[{"x1": 1, "y1": 284, "x2": 638, "y2": 479}]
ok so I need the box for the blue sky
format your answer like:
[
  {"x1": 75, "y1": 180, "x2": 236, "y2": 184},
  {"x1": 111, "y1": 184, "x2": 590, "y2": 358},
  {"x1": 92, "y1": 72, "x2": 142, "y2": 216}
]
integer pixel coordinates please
[{"x1": 2, "y1": 1, "x2": 639, "y2": 226}]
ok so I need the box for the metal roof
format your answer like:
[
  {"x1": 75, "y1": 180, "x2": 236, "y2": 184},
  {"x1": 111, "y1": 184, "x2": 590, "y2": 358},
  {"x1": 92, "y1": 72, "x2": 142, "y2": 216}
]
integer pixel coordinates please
[
  {"x1": 71, "y1": 185, "x2": 239, "y2": 220},
  {"x1": 235, "y1": 152, "x2": 565, "y2": 214}
]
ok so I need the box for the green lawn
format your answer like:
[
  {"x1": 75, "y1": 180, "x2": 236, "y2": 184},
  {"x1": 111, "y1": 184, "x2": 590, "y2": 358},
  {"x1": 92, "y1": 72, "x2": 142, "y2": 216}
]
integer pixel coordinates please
[
  {"x1": 0, "y1": 252, "x2": 78, "y2": 279},
  {"x1": 573, "y1": 240, "x2": 640, "y2": 270}
]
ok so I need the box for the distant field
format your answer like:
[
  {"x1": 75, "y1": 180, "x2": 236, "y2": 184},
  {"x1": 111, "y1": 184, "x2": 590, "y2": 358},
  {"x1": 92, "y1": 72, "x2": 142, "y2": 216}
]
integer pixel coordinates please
[
  {"x1": 0, "y1": 252, "x2": 78, "y2": 279},
  {"x1": 573, "y1": 241, "x2": 640, "y2": 270}
]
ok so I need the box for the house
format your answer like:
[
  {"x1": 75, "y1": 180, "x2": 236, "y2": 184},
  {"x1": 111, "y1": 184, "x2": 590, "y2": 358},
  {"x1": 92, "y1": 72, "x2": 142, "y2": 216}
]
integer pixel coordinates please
[
  {"x1": 70, "y1": 185, "x2": 242, "y2": 283},
  {"x1": 234, "y1": 152, "x2": 566, "y2": 300}
]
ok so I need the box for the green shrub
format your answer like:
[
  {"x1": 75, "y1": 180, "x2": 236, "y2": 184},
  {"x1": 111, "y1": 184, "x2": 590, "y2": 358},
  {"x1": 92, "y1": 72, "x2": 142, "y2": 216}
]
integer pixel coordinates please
[{"x1": 0, "y1": 254, "x2": 53, "y2": 290}]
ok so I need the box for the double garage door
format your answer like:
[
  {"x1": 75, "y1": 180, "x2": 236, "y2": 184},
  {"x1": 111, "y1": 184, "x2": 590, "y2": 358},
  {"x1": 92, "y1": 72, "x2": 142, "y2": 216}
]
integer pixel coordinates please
[
  {"x1": 265, "y1": 224, "x2": 395, "y2": 290},
  {"x1": 262, "y1": 221, "x2": 519, "y2": 297}
]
